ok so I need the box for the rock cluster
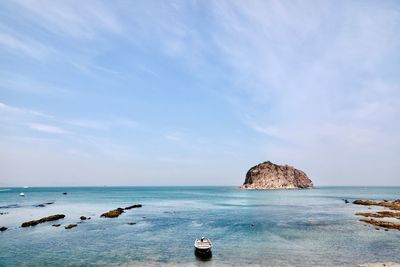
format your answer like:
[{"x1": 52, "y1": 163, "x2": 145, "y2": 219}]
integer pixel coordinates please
[
  {"x1": 240, "y1": 161, "x2": 313, "y2": 189},
  {"x1": 21, "y1": 214, "x2": 65, "y2": 227}
]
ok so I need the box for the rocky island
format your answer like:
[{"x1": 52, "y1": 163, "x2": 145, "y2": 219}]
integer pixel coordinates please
[{"x1": 240, "y1": 161, "x2": 314, "y2": 189}]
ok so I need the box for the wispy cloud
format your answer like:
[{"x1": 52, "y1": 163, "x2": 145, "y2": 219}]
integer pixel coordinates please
[
  {"x1": 0, "y1": 102, "x2": 50, "y2": 118},
  {"x1": 0, "y1": 31, "x2": 48, "y2": 59},
  {"x1": 29, "y1": 123, "x2": 69, "y2": 134},
  {"x1": 14, "y1": 0, "x2": 122, "y2": 39}
]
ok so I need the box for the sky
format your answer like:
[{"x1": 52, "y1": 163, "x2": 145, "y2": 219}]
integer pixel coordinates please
[{"x1": 0, "y1": 0, "x2": 399, "y2": 186}]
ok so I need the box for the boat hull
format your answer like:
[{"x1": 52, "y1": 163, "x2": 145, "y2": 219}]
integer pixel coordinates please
[{"x1": 194, "y1": 248, "x2": 212, "y2": 259}]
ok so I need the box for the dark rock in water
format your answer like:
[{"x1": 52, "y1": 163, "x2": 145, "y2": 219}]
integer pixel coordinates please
[
  {"x1": 240, "y1": 161, "x2": 314, "y2": 189},
  {"x1": 124, "y1": 204, "x2": 142, "y2": 210},
  {"x1": 0, "y1": 204, "x2": 20, "y2": 209},
  {"x1": 80, "y1": 216, "x2": 87, "y2": 220},
  {"x1": 65, "y1": 224, "x2": 77, "y2": 229},
  {"x1": 100, "y1": 208, "x2": 124, "y2": 218},
  {"x1": 34, "y1": 201, "x2": 54, "y2": 207},
  {"x1": 21, "y1": 214, "x2": 65, "y2": 227},
  {"x1": 0, "y1": 212, "x2": 8, "y2": 215},
  {"x1": 127, "y1": 222, "x2": 136, "y2": 225},
  {"x1": 343, "y1": 199, "x2": 349, "y2": 204},
  {"x1": 0, "y1": 226, "x2": 7, "y2": 232},
  {"x1": 63, "y1": 192, "x2": 67, "y2": 195},
  {"x1": 52, "y1": 224, "x2": 61, "y2": 227}
]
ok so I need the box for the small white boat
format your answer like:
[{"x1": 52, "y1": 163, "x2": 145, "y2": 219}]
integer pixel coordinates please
[
  {"x1": 23, "y1": 186, "x2": 29, "y2": 189},
  {"x1": 19, "y1": 192, "x2": 25, "y2": 197},
  {"x1": 194, "y1": 237, "x2": 212, "y2": 258}
]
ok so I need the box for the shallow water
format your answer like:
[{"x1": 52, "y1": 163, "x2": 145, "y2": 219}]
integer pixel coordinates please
[{"x1": 0, "y1": 186, "x2": 399, "y2": 266}]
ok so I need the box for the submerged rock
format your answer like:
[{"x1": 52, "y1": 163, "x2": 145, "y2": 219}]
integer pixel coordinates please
[
  {"x1": 353, "y1": 200, "x2": 400, "y2": 211},
  {"x1": 100, "y1": 208, "x2": 124, "y2": 218},
  {"x1": 65, "y1": 224, "x2": 77, "y2": 229},
  {"x1": 240, "y1": 161, "x2": 314, "y2": 189},
  {"x1": 52, "y1": 224, "x2": 61, "y2": 227},
  {"x1": 0, "y1": 226, "x2": 7, "y2": 232},
  {"x1": 21, "y1": 214, "x2": 65, "y2": 227},
  {"x1": 127, "y1": 222, "x2": 136, "y2": 225},
  {"x1": 124, "y1": 204, "x2": 142, "y2": 210},
  {"x1": 0, "y1": 212, "x2": 8, "y2": 215}
]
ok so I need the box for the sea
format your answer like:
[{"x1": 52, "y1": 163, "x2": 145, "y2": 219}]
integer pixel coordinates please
[{"x1": 0, "y1": 186, "x2": 399, "y2": 266}]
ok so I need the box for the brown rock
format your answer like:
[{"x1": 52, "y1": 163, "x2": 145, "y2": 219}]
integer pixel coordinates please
[
  {"x1": 65, "y1": 224, "x2": 77, "y2": 229},
  {"x1": 360, "y1": 219, "x2": 400, "y2": 230},
  {"x1": 100, "y1": 208, "x2": 124, "y2": 218},
  {"x1": 21, "y1": 214, "x2": 65, "y2": 227},
  {"x1": 240, "y1": 161, "x2": 313, "y2": 189},
  {"x1": 355, "y1": 211, "x2": 400, "y2": 219},
  {"x1": 353, "y1": 200, "x2": 400, "y2": 211}
]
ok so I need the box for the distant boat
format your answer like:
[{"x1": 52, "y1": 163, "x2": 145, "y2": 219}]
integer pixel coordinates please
[
  {"x1": 194, "y1": 237, "x2": 212, "y2": 258},
  {"x1": 19, "y1": 192, "x2": 25, "y2": 197}
]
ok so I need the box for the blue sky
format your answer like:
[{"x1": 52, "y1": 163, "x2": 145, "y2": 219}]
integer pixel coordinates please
[{"x1": 0, "y1": 0, "x2": 399, "y2": 186}]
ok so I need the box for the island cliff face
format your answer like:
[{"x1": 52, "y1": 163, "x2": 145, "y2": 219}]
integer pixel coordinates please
[{"x1": 240, "y1": 161, "x2": 314, "y2": 189}]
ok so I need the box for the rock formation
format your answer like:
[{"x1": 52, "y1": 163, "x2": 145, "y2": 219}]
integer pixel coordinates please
[
  {"x1": 353, "y1": 199, "x2": 400, "y2": 211},
  {"x1": 101, "y1": 208, "x2": 124, "y2": 218},
  {"x1": 124, "y1": 204, "x2": 142, "y2": 210},
  {"x1": 21, "y1": 214, "x2": 65, "y2": 227},
  {"x1": 240, "y1": 161, "x2": 314, "y2": 189},
  {"x1": 101, "y1": 204, "x2": 142, "y2": 218},
  {"x1": 65, "y1": 224, "x2": 77, "y2": 229}
]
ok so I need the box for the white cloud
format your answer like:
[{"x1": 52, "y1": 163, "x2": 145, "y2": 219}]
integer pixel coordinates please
[{"x1": 29, "y1": 123, "x2": 69, "y2": 134}]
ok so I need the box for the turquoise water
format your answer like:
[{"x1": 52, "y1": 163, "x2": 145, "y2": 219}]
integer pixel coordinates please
[{"x1": 0, "y1": 186, "x2": 399, "y2": 266}]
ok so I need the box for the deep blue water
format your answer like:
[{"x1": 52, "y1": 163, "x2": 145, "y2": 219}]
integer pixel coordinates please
[{"x1": 0, "y1": 186, "x2": 399, "y2": 266}]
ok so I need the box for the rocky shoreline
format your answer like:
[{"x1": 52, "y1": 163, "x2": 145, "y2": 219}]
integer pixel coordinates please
[{"x1": 353, "y1": 199, "x2": 400, "y2": 231}]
